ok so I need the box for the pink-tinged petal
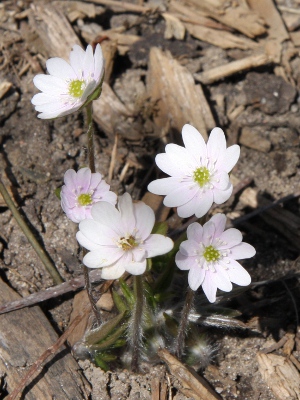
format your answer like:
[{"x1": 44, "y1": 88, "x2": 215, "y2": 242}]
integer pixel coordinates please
[
  {"x1": 94, "y1": 44, "x2": 104, "y2": 81},
  {"x1": 90, "y1": 201, "x2": 123, "y2": 234},
  {"x1": 100, "y1": 191, "x2": 117, "y2": 205},
  {"x1": 118, "y1": 193, "x2": 135, "y2": 233},
  {"x1": 76, "y1": 168, "x2": 92, "y2": 192},
  {"x1": 133, "y1": 202, "x2": 155, "y2": 239},
  {"x1": 76, "y1": 231, "x2": 100, "y2": 251},
  {"x1": 230, "y1": 243, "x2": 256, "y2": 259},
  {"x1": 46, "y1": 57, "x2": 76, "y2": 80},
  {"x1": 101, "y1": 263, "x2": 126, "y2": 279},
  {"x1": 187, "y1": 222, "x2": 203, "y2": 242},
  {"x1": 155, "y1": 150, "x2": 194, "y2": 177},
  {"x1": 83, "y1": 45, "x2": 95, "y2": 79},
  {"x1": 222, "y1": 259, "x2": 251, "y2": 286},
  {"x1": 202, "y1": 220, "x2": 215, "y2": 246},
  {"x1": 181, "y1": 124, "x2": 207, "y2": 163},
  {"x1": 194, "y1": 190, "x2": 213, "y2": 219},
  {"x1": 176, "y1": 196, "x2": 198, "y2": 218},
  {"x1": 89, "y1": 172, "x2": 102, "y2": 189},
  {"x1": 179, "y1": 240, "x2": 199, "y2": 257},
  {"x1": 216, "y1": 144, "x2": 240, "y2": 173},
  {"x1": 78, "y1": 219, "x2": 117, "y2": 246},
  {"x1": 69, "y1": 45, "x2": 86, "y2": 75},
  {"x1": 143, "y1": 234, "x2": 174, "y2": 257},
  {"x1": 61, "y1": 190, "x2": 76, "y2": 209},
  {"x1": 188, "y1": 266, "x2": 206, "y2": 291},
  {"x1": 65, "y1": 206, "x2": 87, "y2": 223},
  {"x1": 213, "y1": 184, "x2": 233, "y2": 204},
  {"x1": 211, "y1": 266, "x2": 232, "y2": 292},
  {"x1": 218, "y1": 228, "x2": 242, "y2": 248},
  {"x1": 63, "y1": 169, "x2": 77, "y2": 188},
  {"x1": 164, "y1": 184, "x2": 198, "y2": 207},
  {"x1": 83, "y1": 247, "x2": 124, "y2": 268},
  {"x1": 125, "y1": 260, "x2": 147, "y2": 275},
  {"x1": 202, "y1": 272, "x2": 218, "y2": 302},
  {"x1": 33, "y1": 74, "x2": 67, "y2": 94},
  {"x1": 206, "y1": 128, "x2": 226, "y2": 162},
  {"x1": 212, "y1": 171, "x2": 229, "y2": 190},
  {"x1": 175, "y1": 251, "x2": 193, "y2": 270},
  {"x1": 210, "y1": 213, "x2": 226, "y2": 237},
  {"x1": 147, "y1": 177, "x2": 179, "y2": 196}
]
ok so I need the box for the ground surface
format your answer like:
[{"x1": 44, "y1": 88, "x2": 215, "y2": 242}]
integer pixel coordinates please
[{"x1": 0, "y1": 0, "x2": 300, "y2": 399}]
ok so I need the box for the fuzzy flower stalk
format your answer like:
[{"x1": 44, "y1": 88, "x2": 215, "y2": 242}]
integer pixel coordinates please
[
  {"x1": 76, "y1": 192, "x2": 174, "y2": 370},
  {"x1": 148, "y1": 124, "x2": 240, "y2": 218}
]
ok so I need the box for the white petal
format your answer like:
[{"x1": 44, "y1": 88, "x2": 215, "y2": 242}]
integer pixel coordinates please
[
  {"x1": 147, "y1": 177, "x2": 179, "y2": 195},
  {"x1": 94, "y1": 44, "x2": 104, "y2": 81},
  {"x1": 118, "y1": 193, "x2": 135, "y2": 233},
  {"x1": 230, "y1": 243, "x2": 256, "y2": 259},
  {"x1": 213, "y1": 184, "x2": 233, "y2": 204},
  {"x1": 143, "y1": 234, "x2": 174, "y2": 257},
  {"x1": 202, "y1": 220, "x2": 215, "y2": 246},
  {"x1": 194, "y1": 191, "x2": 213, "y2": 218},
  {"x1": 101, "y1": 263, "x2": 126, "y2": 279},
  {"x1": 188, "y1": 266, "x2": 205, "y2": 291},
  {"x1": 202, "y1": 272, "x2": 218, "y2": 302},
  {"x1": 63, "y1": 169, "x2": 77, "y2": 187},
  {"x1": 46, "y1": 57, "x2": 76, "y2": 80},
  {"x1": 76, "y1": 231, "x2": 100, "y2": 251},
  {"x1": 31, "y1": 93, "x2": 58, "y2": 106},
  {"x1": 179, "y1": 240, "x2": 198, "y2": 257},
  {"x1": 222, "y1": 259, "x2": 251, "y2": 285},
  {"x1": 175, "y1": 251, "x2": 193, "y2": 270},
  {"x1": 165, "y1": 143, "x2": 195, "y2": 166},
  {"x1": 155, "y1": 152, "x2": 190, "y2": 177},
  {"x1": 210, "y1": 213, "x2": 226, "y2": 237},
  {"x1": 187, "y1": 222, "x2": 203, "y2": 242},
  {"x1": 70, "y1": 45, "x2": 86, "y2": 75},
  {"x1": 33, "y1": 74, "x2": 67, "y2": 94},
  {"x1": 181, "y1": 124, "x2": 206, "y2": 163},
  {"x1": 76, "y1": 167, "x2": 92, "y2": 192},
  {"x1": 134, "y1": 202, "x2": 155, "y2": 239},
  {"x1": 213, "y1": 171, "x2": 229, "y2": 190},
  {"x1": 164, "y1": 184, "x2": 197, "y2": 207},
  {"x1": 91, "y1": 201, "x2": 123, "y2": 235},
  {"x1": 83, "y1": 247, "x2": 123, "y2": 268},
  {"x1": 83, "y1": 45, "x2": 95, "y2": 79},
  {"x1": 219, "y1": 228, "x2": 243, "y2": 248},
  {"x1": 125, "y1": 260, "x2": 147, "y2": 275},
  {"x1": 211, "y1": 266, "x2": 232, "y2": 292},
  {"x1": 78, "y1": 219, "x2": 117, "y2": 246},
  {"x1": 176, "y1": 197, "x2": 198, "y2": 218},
  {"x1": 206, "y1": 127, "x2": 226, "y2": 162},
  {"x1": 216, "y1": 145, "x2": 240, "y2": 173},
  {"x1": 34, "y1": 100, "x2": 74, "y2": 114}
]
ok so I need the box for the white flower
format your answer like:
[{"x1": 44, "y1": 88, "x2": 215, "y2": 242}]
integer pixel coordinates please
[
  {"x1": 148, "y1": 124, "x2": 240, "y2": 218},
  {"x1": 31, "y1": 44, "x2": 104, "y2": 119},
  {"x1": 175, "y1": 214, "x2": 255, "y2": 303},
  {"x1": 61, "y1": 168, "x2": 117, "y2": 223},
  {"x1": 76, "y1": 193, "x2": 174, "y2": 279}
]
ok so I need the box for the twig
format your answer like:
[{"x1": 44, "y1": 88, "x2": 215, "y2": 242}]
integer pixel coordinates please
[
  {"x1": 131, "y1": 275, "x2": 144, "y2": 372},
  {"x1": 87, "y1": 0, "x2": 154, "y2": 13},
  {"x1": 108, "y1": 133, "x2": 118, "y2": 183},
  {"x1": 0, "y1": 180, "x2": 63, "y2": 285},
  {"x1": 0, "y1": 269, "x2": 103, "y2": 315}
]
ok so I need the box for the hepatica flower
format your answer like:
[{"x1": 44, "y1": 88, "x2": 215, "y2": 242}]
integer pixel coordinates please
[
  {"x1": 61, "y1": 168, "x2": 117, "y2": 223},
  {"x1": 76, "y1": 193, "x2": 174, "y2": 279},
  {"x1": 31, "y1": 44, "x2": 104, "y2": 119},
  {"x1": 148, "y1": 124, "x2": 240, "y2": 218},
  {"x1": 175, "y1": 213, "x2": 255, "y2": 303}
]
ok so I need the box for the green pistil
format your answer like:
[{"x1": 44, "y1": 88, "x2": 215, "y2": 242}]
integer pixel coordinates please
[
  {"x1": 203, "y1": 245, "x2": 220, "y2": 262},
  {"x1": 78, "y1": 193, "x2": 92, "y2": 206},
  {"x1": 69, "y1": 79, "x2": 85, "y2": 98},
  {"x1": 193, "y1": 166, "x2": 210, "y2": 187},
  {"x1": 119, "y1": 236, "x2": 138, "y2": 251}
]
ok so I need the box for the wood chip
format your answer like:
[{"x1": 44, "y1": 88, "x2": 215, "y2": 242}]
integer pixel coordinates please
[
  {"x1": 257, "y1": 352, "x2": 300, "y2": 400},
  {"x1": 0, "y1": 278, "x2": 89, "y2": 399},
  {"x1": 147, "y1": 47, "x2": 215, "y2": 139},
  {"x1": 158, "y1": 349, "x2": 221, "y2": 400},
  {"x1": 0, "y1": 81, "x2": 12, "y2": 100},
  {"x1": 162, "y1": 12, "x2": 185, "y2": 40},
  {"x1": 240, "y1": 127, "x2": 271, "y2": 153}
]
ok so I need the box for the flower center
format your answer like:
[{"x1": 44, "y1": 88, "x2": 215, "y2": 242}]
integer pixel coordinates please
[
  {"x1": 118, "y1": 235, "x2": 138, "y2": 251},
  {"x1": 77, "y1": 193, "x2": 92, "y2": 206},
  {"x1": 203, "y1": 245, "x2": 220, "y2": 262},
  {"x1": 193, "y1": 166, "x2": 211, "y2": 187},
  {"x1": 69, "y1": 79, "x2": 85, "y2": 98}
]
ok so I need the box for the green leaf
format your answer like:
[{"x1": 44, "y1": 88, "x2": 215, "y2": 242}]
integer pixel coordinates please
[
  {"x1": 152, "y1": 221, "x2": 168, "y2": 236},
  {"x1": 112, "y1": 289, "x2": 129, "y2": 313},
  {"x1": 55, "y1": 187, "x2": 61, "y2": 200},
  {"x1": 119, "y1": 278, "x2": 135, "y2": 307}
]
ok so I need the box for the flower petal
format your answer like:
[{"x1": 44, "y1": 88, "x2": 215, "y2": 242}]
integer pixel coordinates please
[
  {"x1": 187, "y1": 222, "x2": 203, "y2": 242},
  {"x1": 179, "y1": 240, "x2": 199, "y2": 257},
  {"x1": 83, "y1": 247, "x2": 123, "y2": 268},
  {"x1": 194, "y1": 190, "x2": 213, "y2": 218},
  {"x1": 134, "y1": 202, "x2": 155, "y2": 239},
  {"x1": 213, "y1": 170, "x2": 229, "y2": 190},
  {"x1": 91, "y1": 201, "x2": 123, "y2": 234},
  {"x1": 164, "y1": 184, "x2": 198, "y2": 207},
  {"x1": 148, "y1": 177, "x2": 179, "y2": 196},
  {"x1": 76, "y1": 231, "x2": 100, "y2": 251},
  {"x1": 101, "y1": 263, "x2": 126, "y2": 279},
  {"x1": 202, "y1": 273, "x2": 218, "y2": 303},
  {"x1": 211, "y1": 266, "x2": 232, "y2": 292},
  {"x1": 76, "y1": 168, "x2": 92, "y2": 192},
  {"x1": 78, "y1": 219, "x2": 117, "y2": 246},
  {"x1": 206, "y1": 127, "x2": 226, "y2": 162},
  {"x1": 175, "y1": 251, "x2": 193, "y2": 270},
  {"x1": 218, "y1": 228, "x2": 243, "y2": 248},
  {"x1": 213, "y1": 184, "x2": 233, "y2": 204},
  {"x1": 125, "y1": 260, "x2": 147, "y2": 275},
  {"x1": 216, "y1": 144, "x2": 240, "y2": 173},
  {"x1": 143, "y1": 234, "x2": 174, "y2": 257},
  {"x1": 94, "y1": 44, "x2": 104, "y2": 81},
  {"x1": 181, "y1": 124, "x2": 207, "y2": 163},
  {"x1": 188, "y1": 266, "x2": 205, "y2": 291},
  {"x1": 210, "y1": 213, "x2": 226, "y2": 237},
  {"x1": 69, "y1": 45, "x2": 86, "y2": 75},
  {"x1": 33, "y1": 74, "x2": 67, "y2": 94},
  {"x1": 46, "y1": 57, "x2": 76, "y2": 80},
  {"x1": 230, "y1": 243, "x2": 256, "y2": 259},
  {"x1": 202, "y1": 220, "x2": 215, "y2": 246},
  {"x1": 222, "y1": 259, "x2": 251, "y2": 286},
  {"x1": 118, "y1": 193, "x2": 135, "y2": 233}
]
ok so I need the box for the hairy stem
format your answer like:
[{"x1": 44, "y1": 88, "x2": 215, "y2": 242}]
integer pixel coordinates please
[
  {"x1": 174, "y1": 287, "x2": 195, "y2": 359},
  {"x1": 84, "y1": 103, "x2": 101, "y2": 324},
  {"x1": 131, "y1": 275, "x2": 144, "y2": 372},
  {"x1": 0, "y1": 180, "x2": 63, "y2": 285}
]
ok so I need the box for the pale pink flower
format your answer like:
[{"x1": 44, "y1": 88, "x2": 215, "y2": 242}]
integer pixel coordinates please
[
  {"x1": 76, "y1": 193, "x2": 174, "y2": 279},
  {"x1": 31, "y1": 44, "x2": 104, "y2": 119},
  {"x1": 175, "y1": 214, "x2": 255, "y2": 303},
  {"x1": 61, "y1": 168, "x2": 116, "y2": 223},
  {"x1": 148, "y1": 124, "x2": 240, "y2": 218}
]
